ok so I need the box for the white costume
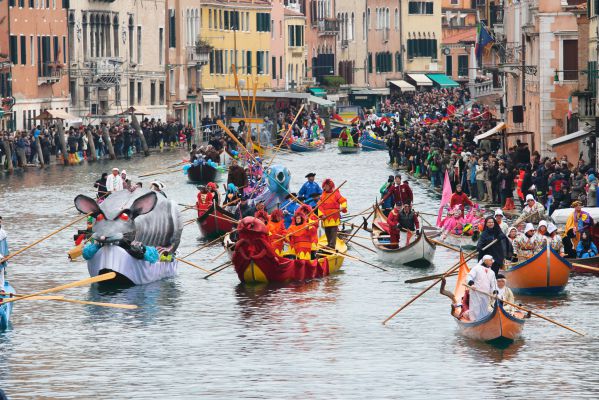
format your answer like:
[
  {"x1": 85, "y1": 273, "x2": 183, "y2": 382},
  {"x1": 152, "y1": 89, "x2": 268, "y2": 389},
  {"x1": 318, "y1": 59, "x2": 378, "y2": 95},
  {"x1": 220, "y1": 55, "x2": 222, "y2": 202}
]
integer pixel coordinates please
[
  {"x1": 466, "y1": 257, "x2": 498, "y2": 321},
  {"x1": 106, "y1": 173, "x2": 124, "y2": 192},
  {"x1": 0, "y1": 226, "x2": 8, "y2": 289}
]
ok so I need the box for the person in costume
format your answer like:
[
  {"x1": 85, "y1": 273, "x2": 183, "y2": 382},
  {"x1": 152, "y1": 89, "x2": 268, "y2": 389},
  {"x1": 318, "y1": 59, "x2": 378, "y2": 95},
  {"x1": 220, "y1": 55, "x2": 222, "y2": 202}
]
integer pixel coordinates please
[
  {"x1": 195, "y1": 185, "x2": 214, "y2": 218},
  {"x1": 398, "y1": 203, "x2": 420, "y2": 246},
  {"x1": 287, "y1": 212, "x2": 315, "y2": 260},
  {"x1": 513, "y1": 194, "x2": 546, "y2": 226},
  {"x1": 254, "y1": 210, "x2": 269, "y2": 226},
  {"x1": 512, "y1": 223, "x2": 542, "y2": 259},
  {"x1": 449, "y1": 184, "x2": 474, "y2": 218},
  {"x1": 496, "y1": 273, "x2": 515, "y2": 313},
  {"x1": 318, "y1": 178, "x2": 348, "y2": 249},
  {"x1": 386, "y1": 203, "x2": 402, "y2": 249},
  {"x1": 564, "y1": 200, "x2": 594, "y2": 251},
  {"x1": 494, "y1": 209, "x2": 508, "y2": 234},
  {"x1": 379, "y1": 175, "x2": 395, "y2": 215},
  {"x1": 476, "y1": 216, "x2": 507, "y2": 276},
  {"x1": 280, "y1": 193, "x2": 300, "y2": 229},
  {"x1": 0, "y1": 216, "x2": 8, "y2": 291},
  {"x1": 267, "y1": 209, "x2": 287, "y2": 255},
  {"x1": 466, "y1": 255, "x2": 498, "y2": 321},
  {"x1": 576, "y1": 230, "x2": 598, "y2": 259},
  {"x1": 105, "y1": 167, "x2": 123, "y2": 193},
  {"x1": 547, "y1": 223, "x2": 565, "y2": 256},
  {"x1": 298, "y1": 172, "x2": 322, "y2": 208},
  {"x1": 298, "y1": 204, "x2": 319, "y2": 258}
]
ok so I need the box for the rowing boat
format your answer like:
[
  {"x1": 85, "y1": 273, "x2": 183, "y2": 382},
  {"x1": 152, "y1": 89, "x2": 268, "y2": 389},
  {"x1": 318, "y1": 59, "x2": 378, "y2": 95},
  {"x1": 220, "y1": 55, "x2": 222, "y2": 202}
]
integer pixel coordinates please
[
  {"x1": 360, "y1": 134, "x2": 387, "y2": 151},
  {"x1": 227, "y1": 217, "x2": 347, "y2": 284},
  {"x1": 570, "y1": 256, "x2": 599, "y2": 275},
  {"x1": 504, "y1": 245, "x2": 572, "y2": 295},
  {"x1": 197, "y1": 203, "x2": 238, "y2": 239},
  {"x1": 338, "y1": 144, "x2": 360, "y2": 154},
  {"x1": 441, "y1": 253, "x2": 526, "y2": 346},
  {"x1": 437, "y1": 231, "x2": 478, "y2": 250},
  {"x1": 0, "y1": 282, "x2": 15, "y2": 330},
  {"x1": 187, "y1": 163, "x2": 218, "y2": 184},
  {"x1": 289, "y1": 140, "x2": 325, "y2": 152},
  {"x1": 371, "y1": 204, "x2": 436, "y2": 267}
]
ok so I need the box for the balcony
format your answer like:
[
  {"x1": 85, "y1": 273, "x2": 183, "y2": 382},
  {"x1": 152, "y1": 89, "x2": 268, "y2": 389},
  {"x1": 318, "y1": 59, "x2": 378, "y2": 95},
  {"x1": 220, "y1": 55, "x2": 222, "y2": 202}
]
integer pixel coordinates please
[
  {"x1": 341, "y1": 39, "x2": 348, "y2": 49},
  {"x1": 317, "y1": 18, "x2": 339, "y2": 36},
  {"x1": 38, "y1": 63, "x2": 63, "y2": 85},
  {"x1": 471, "y1": 80, "x2": 500, "y2": 99},
  {"x1": 576, "y1": 93, "x2": 596, "y2": 121},
  {"x1": 187, "y1": 44, "x2": 211, "y2": 67}
]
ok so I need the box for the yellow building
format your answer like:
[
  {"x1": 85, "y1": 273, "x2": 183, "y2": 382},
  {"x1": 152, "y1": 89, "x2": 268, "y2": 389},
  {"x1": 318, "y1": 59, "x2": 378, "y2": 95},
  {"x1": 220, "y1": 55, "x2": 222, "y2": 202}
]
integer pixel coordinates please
[
  {"x1": 284, "y1": 8, "x2": 306, "y2": 90},
  {"x1": 200, "y1": 0, "x2": 272, "y2": 91}
]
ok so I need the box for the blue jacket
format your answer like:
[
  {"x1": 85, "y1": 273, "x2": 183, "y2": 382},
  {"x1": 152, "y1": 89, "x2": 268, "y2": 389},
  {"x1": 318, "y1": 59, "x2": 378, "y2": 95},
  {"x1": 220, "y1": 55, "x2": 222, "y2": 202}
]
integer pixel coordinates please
[
  {"x1": 576, "y1": 241, "x2": 598, "y2": 258},
  {"x1": 280, "y1": 200, "x2": 300, "y2": 229},
  {"x1": 298, "y1": 181, "x2": 322, "y2": 207}
]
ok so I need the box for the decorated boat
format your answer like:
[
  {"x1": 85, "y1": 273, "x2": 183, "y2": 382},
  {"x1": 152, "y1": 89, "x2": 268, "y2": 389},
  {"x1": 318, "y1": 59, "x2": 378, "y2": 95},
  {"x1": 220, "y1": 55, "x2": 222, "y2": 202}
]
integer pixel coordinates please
[
  {"x1": 197, "y1": 203, "x2": 238, "y2": 239},
  {"x1": 0, "y1": 282, "x2": 16, "y2": 330},
  {"x1": 504, "y1": 245, "x2": 572, "y2": 295},
  {"x1": 289, "y1": 140, "x2": 325, "y2": 152},
  {"x1": 360, "y1": 133, "x2": 387, "y2": 151},
  {"x1": 436, "y1": 231, "x2": 478, "y2": 250},
  {"x1": 371, "y1": 204, "x2": 436, "y2": 267},
  {"x1": 441, "y1": 253, "x2": 526, "y2": 346},
  {"x1": 227, "y1": 217, "x2": 347, "y2": 284},
  {"x1": 185, "y1": 162, "x2": 218, "y2": 184},
  {"x1": 74, "y1": 189, "x2": 182, "y2": 285},
  {"x1": 338, "y1": 145, "x2": 360, "y2": 154}
]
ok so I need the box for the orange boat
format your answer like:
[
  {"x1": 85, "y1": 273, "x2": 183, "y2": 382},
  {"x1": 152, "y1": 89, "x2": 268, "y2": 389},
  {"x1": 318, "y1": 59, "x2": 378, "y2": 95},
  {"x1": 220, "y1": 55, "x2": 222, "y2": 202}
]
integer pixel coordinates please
[
  {"x1": 441, "y1": 253, "x2": 527, "y2": 346},
  {"x1": 504, "y1": 245, "x2": 572, "y2": 295}
]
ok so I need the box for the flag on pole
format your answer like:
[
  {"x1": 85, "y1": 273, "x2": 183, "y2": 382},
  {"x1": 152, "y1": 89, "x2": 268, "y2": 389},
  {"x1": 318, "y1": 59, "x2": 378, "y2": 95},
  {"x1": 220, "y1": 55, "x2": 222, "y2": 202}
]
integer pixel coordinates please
[
  {"x1": 568, "y1": 95, "x2": 572, "y2": 120},
  {"x1": 437, "y1": 170, "x2": 453, "y2": 227},
  {"x1": 475, "y1": 22, "x2": 495, "y2": 62}
]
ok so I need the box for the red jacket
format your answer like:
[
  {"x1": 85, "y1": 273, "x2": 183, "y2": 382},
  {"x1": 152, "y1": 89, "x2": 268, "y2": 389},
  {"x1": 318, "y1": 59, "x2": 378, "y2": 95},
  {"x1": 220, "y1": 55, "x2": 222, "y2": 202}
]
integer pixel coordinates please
[
  {"x1": 449, "y1": 192, "x2": 473, "y2": 216},
  {"x1": 382, "y1": 183, "x2": 413, "y2": 205}
]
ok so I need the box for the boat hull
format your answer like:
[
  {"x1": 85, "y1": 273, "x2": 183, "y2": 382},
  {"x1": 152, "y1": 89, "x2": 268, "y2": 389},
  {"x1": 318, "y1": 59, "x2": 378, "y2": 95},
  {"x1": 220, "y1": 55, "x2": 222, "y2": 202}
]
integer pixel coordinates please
[
  {"x1": 289, "y1": 141, "x2": 324, "y2": 152},
  {"x1": 196, "y1": 204, "x2": 237, "y2": 239},
  {"x1": 338, "y1": 145, "x2": 360, "y2": 154},
  {"x1": 0, "y1": 282, "x2": 15, "y2": 331},
  {"x1": 504, "y1": 246, "x2": 572, "y2": 295},
  {"x1": 87, "y1": 245, "x2": 178, "y2": 285},
  {"x1": 438, "y1": 232, "x2": 477, "y2": 250},
  {"x1": 456, "y1": 300, "x2": 525, "y2": 345},
  {"x1": 187, "y1": 163, "x2": 218, "y2": 184},
  {"x1": 360, "y1": 135, "x2": 387, "y2": 151},
  {"x1": 570, "y1": 256, "x2": 599, "y2": 275}
]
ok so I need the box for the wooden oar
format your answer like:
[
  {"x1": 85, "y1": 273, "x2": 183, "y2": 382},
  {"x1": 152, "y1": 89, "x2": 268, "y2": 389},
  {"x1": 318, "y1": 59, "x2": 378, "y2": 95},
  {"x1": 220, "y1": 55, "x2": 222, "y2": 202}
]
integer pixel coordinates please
[
  {"x1": 338, "y1": 232, "x2": 372, "y2": 241},
  {"x1": 138, "y1": 168, "x2": 183, "y2": 178},
  {"x1": 203, "y1": 262, "x2": 233, "y2": 279},
  {"x1": 175, "y1": 257, "x2": 212, "y2": 273},
  {"x1": 342, "y1": 237, "x2": 376, "y2": 254},
  {"x1": 0, "y1": 272, "x2": 117, "y2": 305},
  {"x1": 345, "y1": 204, "x2": 375, "y2": 222},
  {"x1": 0, "y1": 213, "x2": 91, "y2": 264},
  {"x1": 428, "y1": 238, "x2": 461, "y2": 252},
  {"x1": 181, "y1": 205, "x2": 238, "y2": 225},
  {"x1": 405, "y1": 271, "x2": 458, "y2": 284},
  {"x1": 382, "y1": 239, "x2": 497, "y2": 325},
  {"x1": 344, "y1": 206, "x2": 376, "y2": 243},
  {"x1": 13, "y1": 294, "x2": 137, "y2": 309},
  {"x1": 463, "y1": 284, "x2": 585, "y2": 336},
  {"x1": 571, "y1": 262, "x2": 599, "y2": 273},
  {"x1": 317, "y1": 245, "x2": 387, "y2": 271},
  {"x1": 180, "y1": 235, "x2": 227, "y2": 260}
]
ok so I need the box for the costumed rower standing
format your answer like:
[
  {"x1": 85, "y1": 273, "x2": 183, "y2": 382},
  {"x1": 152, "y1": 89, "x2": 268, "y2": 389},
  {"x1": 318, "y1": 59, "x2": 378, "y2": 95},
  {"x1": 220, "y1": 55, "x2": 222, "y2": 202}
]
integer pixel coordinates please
[
  {"x1": 287, "y1": 212, "x2": 315, "y2": 260},
  {"x1": 398, "y1": 203, "x2": 420, "y2": 246},
  {"x1": 105, "y1": 167, "x2": 124, "y2": 193},
  {"x1": 466, "y1": 255, "x2": 498, "y2": 321},
  {"x1": 386, "y1": 203, "x2": 402, "y2": 249},
  {"x1": 298, "y1": 172, "x2": 323, "y2": 208},
  {"x1": 318, "y1": 178, "x2": 348, "y2": 249},
  {"x1": 449, "y1": 184, "x2": 473, "y2": 217},
  {"x1": 0, "y1": 217, "x2": 8, "y2": 290},
  {"x1": 513, "y1": 194, "x2": 547, "y2": 226},
  {"x1": 476, "y1": 216, "x2": 508, "y2": 276}
]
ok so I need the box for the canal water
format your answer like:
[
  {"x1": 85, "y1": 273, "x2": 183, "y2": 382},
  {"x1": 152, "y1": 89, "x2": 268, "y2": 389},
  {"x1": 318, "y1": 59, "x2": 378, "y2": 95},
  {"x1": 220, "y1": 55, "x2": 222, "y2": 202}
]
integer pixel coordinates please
[{"x1": 0, "y1": 147, "x2": 597, "y2": 399}]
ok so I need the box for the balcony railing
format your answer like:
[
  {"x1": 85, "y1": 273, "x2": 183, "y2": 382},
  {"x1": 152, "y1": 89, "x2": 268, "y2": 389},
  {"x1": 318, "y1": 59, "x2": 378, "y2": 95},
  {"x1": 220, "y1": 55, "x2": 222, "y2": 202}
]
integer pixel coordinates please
[
  {"x1": 187, "y1": 45, "x2": 210, "y2": 66},
  {"x1": 578, "y1": 95, "x2": 597, "y2": 120},
  {"x1": 38, "y1": 63, "x2": 63, "y2": 85},
  {"x1": 471, "y1": 80, "x2": 496, "y2": 99},
  {"x1": 317, "y1": 18, "x2": 339, "y2": 36}
]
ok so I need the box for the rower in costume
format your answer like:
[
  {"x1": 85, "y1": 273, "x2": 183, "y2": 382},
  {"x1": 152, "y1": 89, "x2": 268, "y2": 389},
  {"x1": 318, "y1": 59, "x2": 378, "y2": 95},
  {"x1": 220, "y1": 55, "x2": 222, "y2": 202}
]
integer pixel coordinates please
[
  {"x1": 298, "y1": 172, "x2": 322, "y2": 208},
  {"x1": 318, "y1": 178, "x2": 348, "y2": 249},
  {"x1": 0, "y1": 216, "x2": 8, "y2": 291}
]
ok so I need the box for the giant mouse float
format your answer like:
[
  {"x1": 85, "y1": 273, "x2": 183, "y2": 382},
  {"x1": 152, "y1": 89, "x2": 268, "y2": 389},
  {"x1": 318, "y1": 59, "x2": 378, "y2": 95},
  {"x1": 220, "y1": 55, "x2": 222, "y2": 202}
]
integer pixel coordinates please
[{"x1": 74, "y1": 189, "x2": 183, "y2": 285}]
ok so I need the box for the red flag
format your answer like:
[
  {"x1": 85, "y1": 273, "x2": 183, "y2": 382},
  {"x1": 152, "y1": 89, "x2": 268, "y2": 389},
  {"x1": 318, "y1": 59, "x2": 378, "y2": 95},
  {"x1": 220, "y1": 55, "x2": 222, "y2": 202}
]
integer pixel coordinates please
[
  {"x1": 332, "y1": 114, "x2": 344, "y2": 122},
  {"x1": 447, "y1": 104, "x2": 456, "y2": 115},
  {"x1": 437, "y1": 170, "x2": 453, "y2": 227}
]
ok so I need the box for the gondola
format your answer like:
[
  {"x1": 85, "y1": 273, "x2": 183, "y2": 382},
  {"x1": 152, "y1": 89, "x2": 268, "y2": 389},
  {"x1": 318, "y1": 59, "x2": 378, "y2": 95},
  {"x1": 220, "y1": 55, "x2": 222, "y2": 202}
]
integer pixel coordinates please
[
  {"x1": 436, "y1": 231, "x2": 478, "y2": 250},
  {"x1": 226, "y1": 217, "x2": 347, "y2": 284},
  {"x1": 0, "y1": 282, "x2": 15, "y2": 330},
  {"x1": 338, "y1": 144, "x2": 360, "y2": 154},
  {"x1": 441, "y1": 253, "x2": 526, "y2": 346},
  {"x1": 370, "y1": 204, "x2": 436, "y2": 267},
  {"x1": 289, "y1": 140, "x2": 325, "y2": 153},
  {"x1": 196, "y1": 203, "x2": 238, "y2": 239},
  {"x1": 570, "y1": 256, "x2": 599, "y2": 275},
  {"x1": 187, "y1": 163, "x2": 218, "y2": 184},
  {"x1": 504, "y1": 245, "x2": 572, "y2": 295},
  {"x1": 360, "y1": 133, "x2": 387, "y2": 151}
]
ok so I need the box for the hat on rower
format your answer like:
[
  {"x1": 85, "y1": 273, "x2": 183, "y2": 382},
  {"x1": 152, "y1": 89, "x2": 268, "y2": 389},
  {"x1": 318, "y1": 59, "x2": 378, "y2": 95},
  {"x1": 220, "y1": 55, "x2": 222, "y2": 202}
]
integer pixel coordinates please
[
  {"x1": 547, "y1": 223, "x2": 558, "y2": 234},
  {"x1": 572, "y1": 200, "x2": 583, "y2": 207},
  {"x1": 497, "y1": 273, "x2": 506, "y2": 280},
  {"x1": 305, "y1": 172, "x2": 316, "y2": 178},
  {"x1": 112, "y1": 167, "x2": 119, "y2": 171},
  {"x1": 285, "y1": 192, "x2": 297, "y2": 200},
  {"x1": 538, "y1": 220, "x2": 548, "y2": 228},
  {"x1": 494, "y1": 209, "x2": 504, "y2": 217},
  {"x1": 482, "y1": 254, "x2": 494, "y2": 262},
  {"x1": 525, "y1": 223, "x2": 535, "y2": 232},
  {"x1": 121, "y1": 169, "x2": 127, "y2": 175},
  {"x1": 525, "y1": 194, "x2": 535, "y2": 202}
]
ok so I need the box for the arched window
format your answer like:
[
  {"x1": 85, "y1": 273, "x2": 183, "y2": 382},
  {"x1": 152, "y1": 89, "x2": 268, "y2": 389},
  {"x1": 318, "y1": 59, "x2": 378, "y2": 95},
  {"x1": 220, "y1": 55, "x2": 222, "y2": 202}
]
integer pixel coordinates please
[
  {"x1": 350, "y1": 13, "x2": 354, "y2": 41},
  {"x1": 395, "y1": 8, "x2": 399, "y2": 31},
  {"x1": 367, "y1": 8, "x2": 370, "y2": 31},
  {"x1": 385, "y1": 8, "x2": 390, "y2": 30}
]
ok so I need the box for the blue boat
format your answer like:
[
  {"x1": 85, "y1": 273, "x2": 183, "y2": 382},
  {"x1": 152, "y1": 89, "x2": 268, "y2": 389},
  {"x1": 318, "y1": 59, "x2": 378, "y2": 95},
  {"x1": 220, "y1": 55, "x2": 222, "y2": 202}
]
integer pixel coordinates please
[
  {"x1": 360, "y1": 134, "x2": 387, "y2": 151},
  {"x1": 289, "y1": 140, "x2": 325, "y2": 152},
  {"x1": 0, "y1": 282, "x2": 15, "y2": 331}
]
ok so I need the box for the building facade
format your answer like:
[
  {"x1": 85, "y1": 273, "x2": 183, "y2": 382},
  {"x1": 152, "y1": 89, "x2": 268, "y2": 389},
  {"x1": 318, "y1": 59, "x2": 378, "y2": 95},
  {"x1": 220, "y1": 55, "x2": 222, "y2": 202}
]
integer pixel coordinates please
[
  {"x1": 67, "y1": 0, "x2": 167, "y2": 122},
  {"x1": 284, "y1": 6, "x2": 306, "y2": 90},
  {"x1": 7, "y1": 0, "x2": 69, "y2": 131},
  {"x1": 401, "y1": 0, "x2": 443, "y2": 74},
  {"x1": 304, "y1": 0, "x2": 338, "y2": 85},
  {"x1": 441, "y1": 0, "x2": 477, "y2": 83},
  {"x1": 335, "y1": 0, "x2": 365, "y2": 86}
]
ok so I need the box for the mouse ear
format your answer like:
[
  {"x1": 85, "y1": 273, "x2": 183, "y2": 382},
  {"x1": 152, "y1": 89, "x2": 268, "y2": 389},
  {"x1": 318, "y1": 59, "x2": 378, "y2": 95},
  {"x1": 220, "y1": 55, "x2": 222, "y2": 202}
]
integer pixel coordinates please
[
  {"x1": 130, "y1": 192, "x2": 158, "y2": 218},
  {"x1": 74, "y1": 195, "x2": 100, "y2": 215}
]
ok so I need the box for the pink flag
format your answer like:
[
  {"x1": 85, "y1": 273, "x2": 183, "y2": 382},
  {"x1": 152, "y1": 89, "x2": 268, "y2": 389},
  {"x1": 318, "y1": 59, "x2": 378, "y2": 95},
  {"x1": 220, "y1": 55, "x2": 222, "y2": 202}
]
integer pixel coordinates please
[{"x1": 437, "y1": 170, "x2": 453, "y2": 227}]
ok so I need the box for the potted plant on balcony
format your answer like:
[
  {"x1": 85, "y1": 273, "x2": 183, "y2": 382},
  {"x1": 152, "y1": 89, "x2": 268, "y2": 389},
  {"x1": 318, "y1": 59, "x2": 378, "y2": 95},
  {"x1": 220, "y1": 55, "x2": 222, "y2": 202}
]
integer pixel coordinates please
[{"x1": 195, "y1": 39, "x2": 213, "y2": 55}]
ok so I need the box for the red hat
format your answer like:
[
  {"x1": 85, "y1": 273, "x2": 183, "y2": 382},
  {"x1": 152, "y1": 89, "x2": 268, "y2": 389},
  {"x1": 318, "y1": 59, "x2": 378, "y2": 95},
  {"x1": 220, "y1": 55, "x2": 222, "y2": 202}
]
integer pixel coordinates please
[
  {"x1": 254, "y1": 210, "x2": 269, "y2": 224},
  {"x1": 207, "y1": 182, "x2": 217, "y2": 190},
  {"x1": 270, "y1": 209, "x2": 284, "y2": 221},
  {"x1": 298, "y1": 204, "x2": 312, "y2": 215},
  {"x1": 322, "y1": 178, "x2": 334, "y2": 188}
]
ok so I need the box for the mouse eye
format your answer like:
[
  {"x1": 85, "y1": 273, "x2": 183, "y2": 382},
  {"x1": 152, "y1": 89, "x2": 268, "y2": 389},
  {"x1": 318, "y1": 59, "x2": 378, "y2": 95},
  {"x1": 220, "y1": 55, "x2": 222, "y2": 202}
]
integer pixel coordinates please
[
  {"x1": 96, "y1": 214, "x2": 105, "y2": 221},
  {"x1": 119, "y1": 213, "x2": 129, "y2": 221}
]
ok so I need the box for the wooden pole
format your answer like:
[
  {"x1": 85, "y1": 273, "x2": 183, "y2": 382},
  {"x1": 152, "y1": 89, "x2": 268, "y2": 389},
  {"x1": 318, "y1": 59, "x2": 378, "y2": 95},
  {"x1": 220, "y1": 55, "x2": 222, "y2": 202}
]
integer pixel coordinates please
[
  {"x1": 571, "y1": 262, "x2": 599, "y2": 273},
  {"x1": 85, "y1": 129, "x2": 97, "y2": 162},
  {"x1": 316, "y1": 245, "x2": 387, "y2": 271},
  {"x1": 180, "y1": 234, "x2": 227, "y2": 260},
  {"x1": 428, "y1": 238, "x2": 461, "y2": 253},
  {"x1": 175, "y1": 257, "x2": 212, "y2": 273},
  {"x1": 464, "y1": 284, "x2": 585, "y2": 336},
  {"x1": 203, "y1": 262, "x2": 233, "y2": 279},
  {"x1": 101, "y1": 124, "x2": 116, "y2": 160},
  {"x1": 13, "y1": 294, "x2": 137, "y2": 309},
  {"x1": 0, "y1": 213, "x2": 91, "y2": 264},
  {"x1": 55, "y1": 121, "x2": 70, "y2": 165},
  {"x1": 382, "y1": 239, "x2": 498, "y2": 325},
  {"x1": 405, "y1": 271, "x2": 458, "y2": 284},
  {"x1": 2, "y1": 139, "x2": 14, "y2": 172},
  {"x1": 130, "y1": 112, "x2": 150, "y2": 156}
]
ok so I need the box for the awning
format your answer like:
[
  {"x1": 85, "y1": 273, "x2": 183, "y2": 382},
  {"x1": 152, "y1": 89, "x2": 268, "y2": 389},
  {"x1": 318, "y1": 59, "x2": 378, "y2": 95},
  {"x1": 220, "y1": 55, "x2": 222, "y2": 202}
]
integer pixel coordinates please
[
  {"x1": 308, "y1": 88, "x2": 327, "y2": 98},
  {"x1": 172, "y1": 102, "x2": 188, "y2": 109},
  {"x1": 427, "y1": 74, "x2": 460, "y2": 88},
  {"x1": 407, "y1": 73, "x2": 433, "y2": 86},
  {"x1": 127, "y1": 106, "x2": 153, "y2": 115},
  {"x1": 202, "y1": 94, "x2": 221, "y2": 103},
  {"x1": 547, "y1": 128, "x2": 593, "y2": 147},
  {"x1": 308, "y1": 95, "x2": 335, "y2": 107},
  {"x1": 351, "y1": 88, "x2": 390, "y2": 96},
  {"x1": 35, "y1": 109, "x2": 78, "y2": 121},
  {"x1": 389, "y1": 80, "x2": 415, "y2": 92},
  {"x1": 473, "y1": 122, "x2": 507, "y2": 143}
]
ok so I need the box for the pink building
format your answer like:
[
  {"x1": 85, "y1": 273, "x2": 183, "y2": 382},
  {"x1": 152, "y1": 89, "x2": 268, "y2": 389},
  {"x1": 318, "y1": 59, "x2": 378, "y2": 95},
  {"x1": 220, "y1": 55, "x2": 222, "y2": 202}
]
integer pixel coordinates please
[
  {"x1": 270, "y1": 0, "x2": 286, "y2": 89},
  {"x1": 365, "y1": 0, "x2": 402, "y2": 88},
  {"x1": 304, "y1": 0, "x2": 338, "y2": 84}
]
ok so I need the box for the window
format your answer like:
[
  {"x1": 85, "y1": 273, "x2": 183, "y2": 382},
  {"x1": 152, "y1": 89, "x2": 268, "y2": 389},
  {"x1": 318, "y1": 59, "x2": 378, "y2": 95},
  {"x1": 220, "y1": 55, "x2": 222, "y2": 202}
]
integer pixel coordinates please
[
  {"x1": 256, "y1": 13, "x2": 271, "y2": 32},
  {"x1": 445, "y1": 55, "x2": 453, "y2": 76},
  {"x1": 29, "y1": 0, "x2": 33, "y2": 7},
  {"x1": 272, "y1": 56, "x2": 276, "y2": 80},
  {"x1": 458, "y1": 55, "x2": 468, "y2": 76},
  {"x1": 9, "y1": 36, "x2": 17, "y2": 65},
  {"x1": 395, "y1": 8, "x2": 399, "y2": 31},
  {"x1": 20, "y1": 36, "x2": 26, "y2": 65},
  {"x1": 209, "y1": 9, "x2": 212, "y2": 29},
  {"x1": 9, "y1": 0, "x2": 15, "y2": 7},
  {"x1": 159, "y1": 28, "x2": 163, "y2": 65},
  {"x1": 395, "y1": 52, "x2": 402, "y2": 72},
  {"x1": 375, "y1": 52, "x2": 392, "y2": 73},
  {"x1": 169, "y1": 9, "x2": 176, "y2": 48},
  {"x1": 408, "y1": 2, "x2": 434, "y2": 15},
  {"x1": 562, "y1": 39, "x2": 578, "y2": 80},
  {"x1": 137, "y1": 81, "x2": 142, "y2": 104},
  {"x1": 159, "y1": 81, "x2": 165, "y2": 104},
  {"x1": 257, "y1": 51, "x2": 264, "y2": 74},
  {"x1": 367, "y1": 52, "x2": 372, "y2": 73},
  {"x1": 70, "y1": 79, "x2": 77, "y2": 105},
  {"x1": 115, "y1": 84, "x2": 121, "y2": 106},
  {"x1": 137, "y1": 26, "x2": 142, "y2": 64},
  {"x1": 288, "y1": 25, "x2": 304, "y2": 47},
  {"x1": 53, "y1": 35, "x2": 59, "y2": 62},
  {"x1": 279, "y1": 56, "x2": 283, "y2": 79},
  {"x1": 30, "y1": 36, "x2": 34, "y2": 66},
  {"x1": 113, "y1": 17, "x2": 119, "y2": 57},
  {"x1": 224, "y1": 10, "x2": 230, "y2": 30},
  {"x1": 150, "y1": 81, "x2": 156, "y2": 105},
  {"x1": 407, "y1": 38, "x2": 437, "y2": 59},
  {"x1": 246, "y1": 51, "x2": 252, "y2": 74},
  {"x1": 18, "y1": 0, "x2": 24, "y2": 7},
  {"x1": 169, "y1": 69, "x2": 175, "y2": 94},
  {"x1": 218, "y1": 9, "x2": 222, "y2": 29},
  {"x1": 129, "y1": 19, "x2": 134, "y2": 58}
]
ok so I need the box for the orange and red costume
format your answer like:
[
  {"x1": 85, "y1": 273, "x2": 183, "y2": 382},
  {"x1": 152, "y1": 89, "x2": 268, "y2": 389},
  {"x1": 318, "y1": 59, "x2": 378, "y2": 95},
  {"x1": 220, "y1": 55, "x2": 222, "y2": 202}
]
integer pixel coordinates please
[
  {"x1": 287, "y1": 214, "x2": 315, "y2": 260},
  {"x1": 196, "y1": 192, "x2": 214, "y2": 218},
  {"x1": 318, "y1": 179, "x2": 347, "y2": 228}
]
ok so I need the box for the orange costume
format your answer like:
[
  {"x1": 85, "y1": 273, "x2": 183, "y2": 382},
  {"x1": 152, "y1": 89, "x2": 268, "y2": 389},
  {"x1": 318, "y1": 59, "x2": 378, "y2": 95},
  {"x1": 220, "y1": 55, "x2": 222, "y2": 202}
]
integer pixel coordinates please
[
  {"x1": 196, "y1": 192, "x2": 214, "y2": 218},
  {"x1": 318, "y1": 178, "x2": 348, "y2": 248},
  {"x1": 287, "y1": 213, "x2": 315, "y2": 260},
  {"x1": 299, "y1": 204, "x2": 320, "y2": 251},
  {"x1": 267, "y1": 210, "x2": 287, "y2": 255}
]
